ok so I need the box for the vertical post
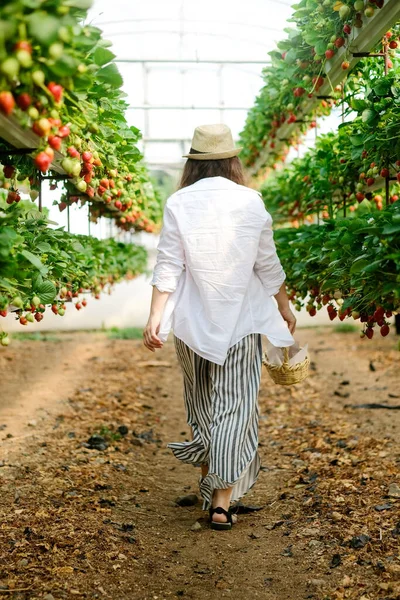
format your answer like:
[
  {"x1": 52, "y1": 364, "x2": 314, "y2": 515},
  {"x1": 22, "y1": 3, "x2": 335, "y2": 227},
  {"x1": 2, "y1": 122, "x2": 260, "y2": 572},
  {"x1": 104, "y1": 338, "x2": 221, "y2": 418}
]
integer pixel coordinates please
[
  {"x1": 38, "y1": 171, "x2": 42, "y2": 212},
  {"x1": 67, "y1": 199, "x2": 70, "y2": 233},
  {"x1": 383, "y1": 39, "x2": 390, "y2": 207}
]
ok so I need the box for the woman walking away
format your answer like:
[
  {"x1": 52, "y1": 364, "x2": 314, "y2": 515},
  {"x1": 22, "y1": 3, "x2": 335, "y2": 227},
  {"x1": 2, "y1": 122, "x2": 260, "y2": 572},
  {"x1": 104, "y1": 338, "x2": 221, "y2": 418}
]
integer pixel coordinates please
[{"x1": 143, "y1": 124, "x2": 296, "y2": 530}]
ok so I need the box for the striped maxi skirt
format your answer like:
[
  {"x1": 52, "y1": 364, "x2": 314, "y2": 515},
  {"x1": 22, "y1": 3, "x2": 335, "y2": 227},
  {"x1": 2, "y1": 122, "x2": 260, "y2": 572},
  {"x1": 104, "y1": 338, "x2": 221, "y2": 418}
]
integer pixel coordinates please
[{"x1": 168, "y1": 333, "x2": 263, "y2": 511}]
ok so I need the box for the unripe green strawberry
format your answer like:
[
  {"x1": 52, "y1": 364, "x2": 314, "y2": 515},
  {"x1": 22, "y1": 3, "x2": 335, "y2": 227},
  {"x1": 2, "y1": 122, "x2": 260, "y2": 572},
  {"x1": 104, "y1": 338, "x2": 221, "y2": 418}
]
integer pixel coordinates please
[
  {"x1": 15, "y1": 49, "x2": 32, "y2": 68},
  {"x1": 1, "y1": 335, "x2": 10, "y2": 346},
  {"x1": 31, "y1": 296, "x2": 41, "y2": 307},
  {"x1": 1, "y1": 57, "x2": 20, "y2": 79},
  {"x1": 32, "y1": 70, "x2": 45, "y2": 86},
  {"x1": 26, "y1": 312, "x2": 35, "y2": 323},
  {"x1": 12, "y1": 296, "x2": 23, "y2": 308}
]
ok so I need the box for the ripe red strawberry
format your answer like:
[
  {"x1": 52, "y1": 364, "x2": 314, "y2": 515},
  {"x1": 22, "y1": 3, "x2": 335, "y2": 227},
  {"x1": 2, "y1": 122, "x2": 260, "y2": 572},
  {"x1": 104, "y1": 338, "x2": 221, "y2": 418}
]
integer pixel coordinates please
[
  {"x1": 373, "y1": 306, "x2": 385, "y2": 321},
  {"x1": 397, "y1": 173, "x2": 400, "y2": 183},
  {"x1": 334, "y1": 37, "x2": 345, "y2": 48},
  {"x1": 81, "y1": 162, "x2": 93, "y2": 174},
  {"x1": 328, "y1": 308, "x2": 337, "y2": 321},
  {"x1": 385, "y1": 31, "x2": 392, "y2": 39},
  {"x1": 82, "y1": 298, "x2": 87, "y2": 307},
  {"x1": 51, "y1": 304, "x2": 58, "y2": 315},
  {"x1": 7, "y1": 190, "x2": 21, "y2": 204},
  {"x1": 380, "y1": 168, "x2": 389, "y2": 178},
  {"x1": 341, "y1": 61, "x2": 350, "y2": 70},
  {"x1": 367, "y1": 177, "x2": 375, "y2": 186},
  {"x1": 83, "y1": 173, "x2": 92, "y2": 184},
  {"x1": 67, "y1": 146, "x2": 80, "y2": 158},
  {"x1": 75, "y1": 302, "x2": 82, "y2": 310},
  {"x1": 343, "y1": 24, "x2": 351, "y2": 34},
  {"x1": 287, "y1": 114, "x2": 296, "y2": 124},
  {"x1": 47, "y1": 82, "x2": 63, "y2": 103},
  {"x1": 0, "y1": 91, "x2": 15, "y2": 116},
  {"x1": 356, "y1": 192, "x2": 365, "y2": 202},
  {"x1": 293, "y1": 87, "x2": 306, "y2": 97},
  {"x1": 48, "y1": 135, "x2": 62, "y2": 151},
  {"x1": 100, "y1": 178, "x2": 110, "y2": 189},
  {"x1": 14, "y1": 40, "x2": 32, "y2": 53},
  {"x1": 309, "y1": 307, "x2": 317, "y2": 317},
  {"x1": 87, "y1": 186, "x2": 94, "y2": 198},
  {"x1": 16, "y1": 92, "x2": 31, "y2": 111},
  {"x1": 82, "y1": 151, "x2": 92, "y2": 162},
  {"x1": 0, "y1": 310, "x2": 7, "y2": 317},
  {"x1": 380, "y1": 323, "x2": 390, "y2": 337},
  {"x1": 114, "y1": 200, "x2": 122, "y2": 210},
  {"x1": 19, "y1": 316, "x2": 28, "y2": 325},
  {"x1": 34, "y1": 312, "x2": 43, "y2": 322},
  {"x1": 365, "y1": 327, "x2": 374, "y2": 339},
  {"x1": 385, "y1": 310, "x2": 393, "y2": 318},
  {"x1": 109, "y1": 179, "x2": 115, "y2": 189},
  {"x1": 98, "y1": 185, "x2": 106, "y2": 196},
  {"x1": 3, "y1": 164, "x2": 15, "y2": 178},
  {"x1": 58, "y1": 124, "x2": 70, "y2": 138},
  {"x1": 325, "y1": 49, "x2": 335, "y2": 60},
  {"x1": 389, "y1": 40, "x2": 398, "y2": 49},
  {"x1": 34, "y1": 151, "x2": 52, "y2": 173}
]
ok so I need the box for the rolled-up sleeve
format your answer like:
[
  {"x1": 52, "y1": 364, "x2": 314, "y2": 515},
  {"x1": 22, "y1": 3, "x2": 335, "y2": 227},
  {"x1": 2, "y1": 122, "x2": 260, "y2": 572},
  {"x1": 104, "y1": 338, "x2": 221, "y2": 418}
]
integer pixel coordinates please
[
  {"x1": 150, "y1": 203, "x2": 185, "y2": 293},
  {"x1": 254, "y1": 212, "x2": 286, "y2": 296}
]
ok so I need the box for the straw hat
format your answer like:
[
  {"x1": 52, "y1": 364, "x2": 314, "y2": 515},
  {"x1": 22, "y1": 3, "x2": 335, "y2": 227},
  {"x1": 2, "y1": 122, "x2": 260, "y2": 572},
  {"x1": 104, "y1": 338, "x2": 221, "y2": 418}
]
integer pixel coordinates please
[{"x1": 183, "y1": 124, "x2": 243, "y2": 160}]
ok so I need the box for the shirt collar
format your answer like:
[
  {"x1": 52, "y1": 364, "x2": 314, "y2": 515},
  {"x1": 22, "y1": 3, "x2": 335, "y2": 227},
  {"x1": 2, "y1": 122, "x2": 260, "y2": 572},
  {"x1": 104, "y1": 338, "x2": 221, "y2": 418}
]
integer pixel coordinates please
[{"x1": 177, "y1": 176, "x2": 238, "y2": 194}]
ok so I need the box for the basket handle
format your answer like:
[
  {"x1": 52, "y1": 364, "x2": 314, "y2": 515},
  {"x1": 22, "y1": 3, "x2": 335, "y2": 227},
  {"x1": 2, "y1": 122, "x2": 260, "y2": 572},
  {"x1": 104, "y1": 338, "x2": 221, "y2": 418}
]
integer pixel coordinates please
[{"x1": 283, "y1": 347, "x2": 289, "y2": 364}]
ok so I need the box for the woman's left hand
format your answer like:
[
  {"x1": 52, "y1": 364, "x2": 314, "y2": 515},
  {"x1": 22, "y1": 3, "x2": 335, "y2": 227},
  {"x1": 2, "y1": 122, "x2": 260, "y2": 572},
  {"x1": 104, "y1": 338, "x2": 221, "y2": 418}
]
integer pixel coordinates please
[{"x1": 143, "y1": 315, "x2": 163, "y2": 352}]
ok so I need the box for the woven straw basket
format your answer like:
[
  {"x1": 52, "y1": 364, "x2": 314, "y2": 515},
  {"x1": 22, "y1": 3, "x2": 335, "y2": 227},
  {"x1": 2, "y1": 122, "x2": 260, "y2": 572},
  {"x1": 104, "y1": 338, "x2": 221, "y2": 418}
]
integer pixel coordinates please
[{"x1": 263, "y1": 346, "x2": 310, "y2": 386}]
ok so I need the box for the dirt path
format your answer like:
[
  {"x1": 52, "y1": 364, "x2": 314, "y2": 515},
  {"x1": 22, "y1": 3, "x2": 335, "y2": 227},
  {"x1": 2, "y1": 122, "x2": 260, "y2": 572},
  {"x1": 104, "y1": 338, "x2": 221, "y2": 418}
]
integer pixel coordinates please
[
  {"x1": 0, "y1": 333, "x2": 110, "y2": 439},
  {"x1": 0, "y1": 328, "x2": 399, "y2": 600}
]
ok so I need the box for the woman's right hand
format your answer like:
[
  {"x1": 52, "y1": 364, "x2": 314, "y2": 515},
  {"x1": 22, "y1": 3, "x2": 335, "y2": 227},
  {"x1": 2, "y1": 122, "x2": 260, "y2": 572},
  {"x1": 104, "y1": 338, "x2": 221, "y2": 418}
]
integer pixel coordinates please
[{"x1": 279, "y1": 305, "x2": 297, "y2": 335}]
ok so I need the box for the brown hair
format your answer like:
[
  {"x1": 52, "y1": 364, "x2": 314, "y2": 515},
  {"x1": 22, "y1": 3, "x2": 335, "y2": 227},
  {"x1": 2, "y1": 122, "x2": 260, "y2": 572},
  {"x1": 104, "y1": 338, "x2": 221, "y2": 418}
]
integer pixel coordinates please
[{"x1": 178, "y1": 148, "x2": 245, "y2": 189}]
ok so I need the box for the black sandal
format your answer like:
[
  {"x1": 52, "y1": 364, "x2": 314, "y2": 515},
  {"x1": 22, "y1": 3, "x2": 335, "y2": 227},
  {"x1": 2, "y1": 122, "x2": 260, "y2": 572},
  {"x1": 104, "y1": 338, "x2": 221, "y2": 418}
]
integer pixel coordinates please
[{"x1": 209, "y1": 506, "x2": 233, "y2": 531}]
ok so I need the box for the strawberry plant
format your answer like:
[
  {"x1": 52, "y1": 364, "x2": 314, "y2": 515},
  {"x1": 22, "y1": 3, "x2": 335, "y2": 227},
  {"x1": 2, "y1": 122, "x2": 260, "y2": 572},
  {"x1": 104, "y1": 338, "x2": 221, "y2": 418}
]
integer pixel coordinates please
[
  {"x1": 0, "y1": 0, "x2": 162, "y2": 230},
  {"x1": 274, "y1": 204, "x2": 400, "y2": 336},
  {"x1": 0, "y1": 196, "x2": 147, "y2": 345},
  {"x1": 239, "y1": 5, "x2": 399, "y2": 172}
]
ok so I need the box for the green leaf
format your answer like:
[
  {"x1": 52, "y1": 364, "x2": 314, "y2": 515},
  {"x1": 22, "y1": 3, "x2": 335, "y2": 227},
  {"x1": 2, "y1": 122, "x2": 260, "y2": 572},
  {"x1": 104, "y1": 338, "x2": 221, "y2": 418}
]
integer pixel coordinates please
[
  {"x1": 93, "y1": 47, "x2": 116, "y2": 66},
  {"x1": 48, "y1": 53, "x2": 78, "y2": 77},
  {"x1": 362, "y1": 109, "x2": 377, "y2": 123},
  {"x1": 20, "y1": 250, "x2": 47, "y2": 275},
  {"x1": 350, "y1": 98, "x2": 368, "y2": 112},
  {"x1": 27, "y1": 12, "x2": 60, "y2": 46},
  {"x1": 350, "y1": 134, "x2": 364, "y2": 146},
  {"x1": 96, "y1": 63, "x2": 123, "y2": 88},
  {"x1": 350, "y1": 258, "x2": 370, "y2": 274},
  {"x1": 382, "y1": 224, "x2": 400, "y2": 234},
  {"x1": 373, "y1": 78, "x2": 391, "y2": 97},
  {"x1": 36, "y1": 242, "x2": 53, "y2": 253},
  {"x1": 63, "y1": 0, "x2": 93, "y2": 7},
  {"x1": 36, "y1": 280, "x2": 57, "y2": 305}
]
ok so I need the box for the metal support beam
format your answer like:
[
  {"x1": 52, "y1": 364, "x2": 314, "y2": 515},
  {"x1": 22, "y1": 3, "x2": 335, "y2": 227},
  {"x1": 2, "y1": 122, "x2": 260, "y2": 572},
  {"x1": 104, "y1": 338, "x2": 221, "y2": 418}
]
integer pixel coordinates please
[
  {"x1": 116, "y1": 59, "x2": 269, "y2": 64},
  {"x1": 128, "y1": 105, "x2": 250, "y2": 110}
]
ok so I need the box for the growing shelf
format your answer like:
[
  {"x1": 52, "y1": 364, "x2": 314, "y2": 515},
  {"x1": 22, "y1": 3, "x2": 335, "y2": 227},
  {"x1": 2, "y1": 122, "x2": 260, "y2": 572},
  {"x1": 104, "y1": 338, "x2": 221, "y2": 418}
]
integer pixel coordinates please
[{"x1": 248, "y1": 0, "x2": 400, "y2": 177}]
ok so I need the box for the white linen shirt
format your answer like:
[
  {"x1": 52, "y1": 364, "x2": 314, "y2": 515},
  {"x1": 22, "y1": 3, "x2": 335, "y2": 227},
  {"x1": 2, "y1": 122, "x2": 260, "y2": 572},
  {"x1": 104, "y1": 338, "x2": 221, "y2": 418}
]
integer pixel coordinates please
[{"x1": 150, "y1": 176, "x2": 295, "y2": 365}]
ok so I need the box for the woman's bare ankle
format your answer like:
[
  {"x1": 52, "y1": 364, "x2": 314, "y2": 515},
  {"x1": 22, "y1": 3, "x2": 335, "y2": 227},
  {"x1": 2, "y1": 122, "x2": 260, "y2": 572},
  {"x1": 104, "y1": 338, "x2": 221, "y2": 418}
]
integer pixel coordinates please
[{"x1": 211, "y1": 487, "x2": 233, "y2": 522}]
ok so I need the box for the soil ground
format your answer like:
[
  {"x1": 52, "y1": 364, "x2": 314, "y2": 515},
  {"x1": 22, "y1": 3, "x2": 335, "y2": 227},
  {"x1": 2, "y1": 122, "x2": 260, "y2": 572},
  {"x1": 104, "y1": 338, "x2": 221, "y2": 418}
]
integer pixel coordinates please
[{"x1": 0, "y1": 327, "x2": 399, "y2": 600}]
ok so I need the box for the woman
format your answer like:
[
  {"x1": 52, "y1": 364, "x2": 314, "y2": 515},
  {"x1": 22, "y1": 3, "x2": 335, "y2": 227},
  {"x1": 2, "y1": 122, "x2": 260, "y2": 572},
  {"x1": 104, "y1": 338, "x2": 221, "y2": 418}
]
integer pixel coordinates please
[{"x1": 143, "y1": 124, "x2": 296, "y2": 530}]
